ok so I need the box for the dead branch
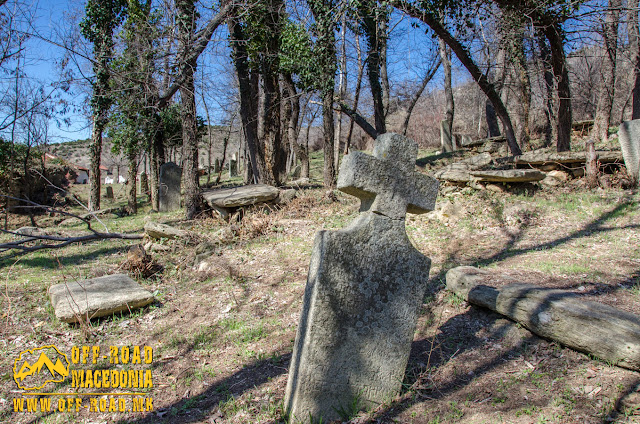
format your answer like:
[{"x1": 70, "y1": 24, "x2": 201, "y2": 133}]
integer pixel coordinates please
[{"x1": 0, "y1": 195, "x2": 143, "y2": 260}]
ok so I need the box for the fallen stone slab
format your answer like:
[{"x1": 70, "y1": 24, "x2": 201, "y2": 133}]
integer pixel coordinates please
[
  {"x1": 470, "y1": 169, "x2": 546, "y2": 182},
  {"x1": 144, "y1": 221, "x2": 189, "y2": 239},
  {"x1": 49, "y1": 274, "x2": 154, "y2": 323},
  {"x1": 434, "y1": 164, "x2": 471, "y2": 183},
  {"x1": 514, "y1": 150, "x2": 623, "y2": 166},
  {"x1": 446, "y1": 266, "x2": 640, "y2": 372},
  {"x1": 433, "y1": 153, "x2": 493, "y2": 183},
  {"x1": 201, "y1": 184, "x2": 279, "y2": 208},
  {"x1": 460, "y1": 135, "x2": 505, "y2": 148}
]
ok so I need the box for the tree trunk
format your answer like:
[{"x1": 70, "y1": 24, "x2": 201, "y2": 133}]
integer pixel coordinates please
[
  {"x1": 345, "y1": 35, "x2": 365, "y2": 154},
  {"x1": 308, "y1": 0, "x2": 337, "y2": 187},
  {"x1": 89, "y1": 120, "x2": 103, "y2": 211},
  {"x1": 150, "y1": 119, "x2": 164, "y2": 211},
  {"x1": 542, "y1": 21, "x2": 572, "y2": 152},
  {"x1": 229, "y1": 15, "x2": 262, "y2": 183},
  {"x1": 447, "y1": 266, "x2": 640, "y2": 373},
  {"x1": 177, "y1": 0, "x2": 199, "y2": 219},
  {"x1": 631, "y1": 0, "x2": 640, "y2": 119},
  {"x1": 394, "y1": 1, "x2": 521, "y2": 155},
  {"x1": 360, "y1": 0, "x2": 387, "y2": 134},
  {"x1": 511, "y1": 26, "x2": 532, "y2": 147},
  {"x1": 593, "y1": 0, "x2": 622, "y2": 142},
  {"x1": 282, "y1": 73, "x2": 308, "y2": 179},
  {"x1": 537, "y1": 33, "x2": 556, "y2": 147},
  {"x1": 440, "y1": 37, "x2": 454, "y2": 143},
  {"x1": 126, "y1": 152, "x2": 137, "y2": 214},
  {"x1": 585, "y1": 139, "x2": 599, "y2": 188}
]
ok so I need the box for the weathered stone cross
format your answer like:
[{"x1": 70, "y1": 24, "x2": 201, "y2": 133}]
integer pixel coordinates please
[{"x1": 285, "y1": 133, "x2": 439, "y2": 423}]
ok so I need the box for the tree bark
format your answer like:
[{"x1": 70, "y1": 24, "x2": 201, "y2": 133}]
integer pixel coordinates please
[
  {"x1": 360, "y1": 0, "x2": 387, "y2": 134},
  {"x1": 593, "y1": 0, "x2": 622, "y2": 142},
  {"x1": 126, "y1": 152, "x2": 137, "y2": 214},
  {"x1": 308, "y1": 0, "x2": 337, "y2": 187},
  {"x1": 585, "y1": 139, "x2": 599, "y2": 188},
  {"x1": 229, "y1": 15, "x2": 262, "y2": 183},
  {"x1": 89, "y1": 120, "x2": 103, "y2": 212},
  {"x1": 345, "y1": 34, "x2": 365, "y2": 154},
  {"x1": 447, "y1": 266, "x2": 640, "y2": 372},
  {"x1": 440, "y1": 36, "x2": 454, "y2": 145},
  {"x1": 630, "y1": 0, "x2": 640, "y2": 119},
  {"x1": 177, "y1": 0, "x2": 200, "y2": 219},
  {"x1": 282, "y1": 74, "x2": 309, "y2": 179},
  {"x1": 542, "y1": 21, "x2": 572, "y2": 152},
  {"x1": 537, "y1": 33, "x2": 555, "y2": 147}
]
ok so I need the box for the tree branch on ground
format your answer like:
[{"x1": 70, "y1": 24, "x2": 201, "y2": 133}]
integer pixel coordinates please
[{"x1": 0, "y1": 195, "x2": 142, "y2": 260}]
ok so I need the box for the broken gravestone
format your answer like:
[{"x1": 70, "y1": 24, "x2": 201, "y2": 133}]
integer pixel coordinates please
[
  {"x1": 49, "y1": 274, "x2": 154, "y2": 323},
  {"x1": 285, "y1": 133, "x2": 439, "y2": 423},
  {"x1": 158, "y1": 162, "x2": 181, "y2": 212},
  {"x1": 618, "y1": 120, "x2": 640, "y2": 183}
]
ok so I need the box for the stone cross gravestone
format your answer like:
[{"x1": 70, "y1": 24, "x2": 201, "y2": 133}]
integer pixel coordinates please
[
  {"x1": 158, "y1": 162, "x2": 181, "y2": 212},
  {"x1": 440, "y1": 119, "x2": 454, "y2": 152},
  {"x1": 285, "y1": 133, "x2": 439, "y2": 423},
  {"x1": 618, "y1": 120, "x2": 640, "y2": 183}
]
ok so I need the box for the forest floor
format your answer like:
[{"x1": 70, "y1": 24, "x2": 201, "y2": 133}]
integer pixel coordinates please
[{"x1": 1, "y1": 147, "x2": 640, "y2": 424}]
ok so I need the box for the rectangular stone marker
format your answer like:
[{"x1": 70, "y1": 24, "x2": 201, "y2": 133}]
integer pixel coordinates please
[
  {"x1": 440, "y1": 119, "x2": 454, "y2": 152},
  {"x1": 158, "y1": 162, "x2": 181, "y2": 212},
  {"x1": 105, "y1": 186, "x2": 114, "y2": 200},
  {"x1": 229, "y1": 159, "x2": 238, "y2": 178},
  {"x1": 49, "y1": 274, "x2": 154, "y2": 323},
  {"x1": 285, "y1": 133, "x2": 439, "y2": 423},
  {"x1": 618, "y1": 120, "x2": 640, "y2": 183}
]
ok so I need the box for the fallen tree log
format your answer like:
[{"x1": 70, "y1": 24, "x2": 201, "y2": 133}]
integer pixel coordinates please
[{"x1": 446, "y1": 266, "x2": 640, "y2": 372}]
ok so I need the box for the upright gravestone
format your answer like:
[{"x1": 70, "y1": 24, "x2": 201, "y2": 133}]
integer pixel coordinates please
[
  {"x1": 214, "y1": 158, "x2": 221, "y2": 173},
  {"x1": 285, "y1": 133, "x2": 439, "y2": 423},
  {"x1": 158, "y1": 162, "x2": 181, "y2": 212},
  {"x1": 229, "y1": 154, "x2": 238, "y2": 178},
  {"x1": 440, "y1": 119, "x2": 454, "y2": 152},
  {"x1": 618, "y1": 120, "x2": 640, "y2": 183},
  {"x1": 105, "y1": 186, "x2": 114, "y2": 200}
]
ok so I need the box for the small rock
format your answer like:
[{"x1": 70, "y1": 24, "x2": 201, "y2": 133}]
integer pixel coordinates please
[
  {"x1": 144, "y1": 221, "x2": 189, "y2": 239},
  {"x1": 548, "y1": 170, "x2": 569, "y2": 181},
  {"x1": 276, "y1": 189, "x2": 297, "y2": 205},
  {"x1": 486, "y1": 183, "x2": 505, "y2": 193}
]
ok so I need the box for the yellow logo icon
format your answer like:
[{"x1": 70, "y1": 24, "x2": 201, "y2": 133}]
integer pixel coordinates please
[{"x1": 13, "y1": 345, "x2": 70, "y2": 390}]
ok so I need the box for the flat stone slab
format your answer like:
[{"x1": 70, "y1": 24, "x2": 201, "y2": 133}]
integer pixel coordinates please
[
  {"x1": 144, "y1": 221, "x2": 189, "y2": 239},
  {"x1": 49, "y1": 274, "x2": 154, "y2": 323},
  {"x1": 514, "y1": 149, "x2": 623, "y2": 165},
  {"x1": 470, "y1": 169, "x2": 546, "y2": 182},
  {"x1": 201, "y1": 184, "x2": 279, "y2": 208},
  {"x1": 461, "y1": 135, "x2": 505, "y2": 148}
]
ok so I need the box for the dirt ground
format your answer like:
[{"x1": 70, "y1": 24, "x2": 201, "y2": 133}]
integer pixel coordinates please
[{"x1": 1, "y1": 177, "x2": 639, "y2": 423}]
